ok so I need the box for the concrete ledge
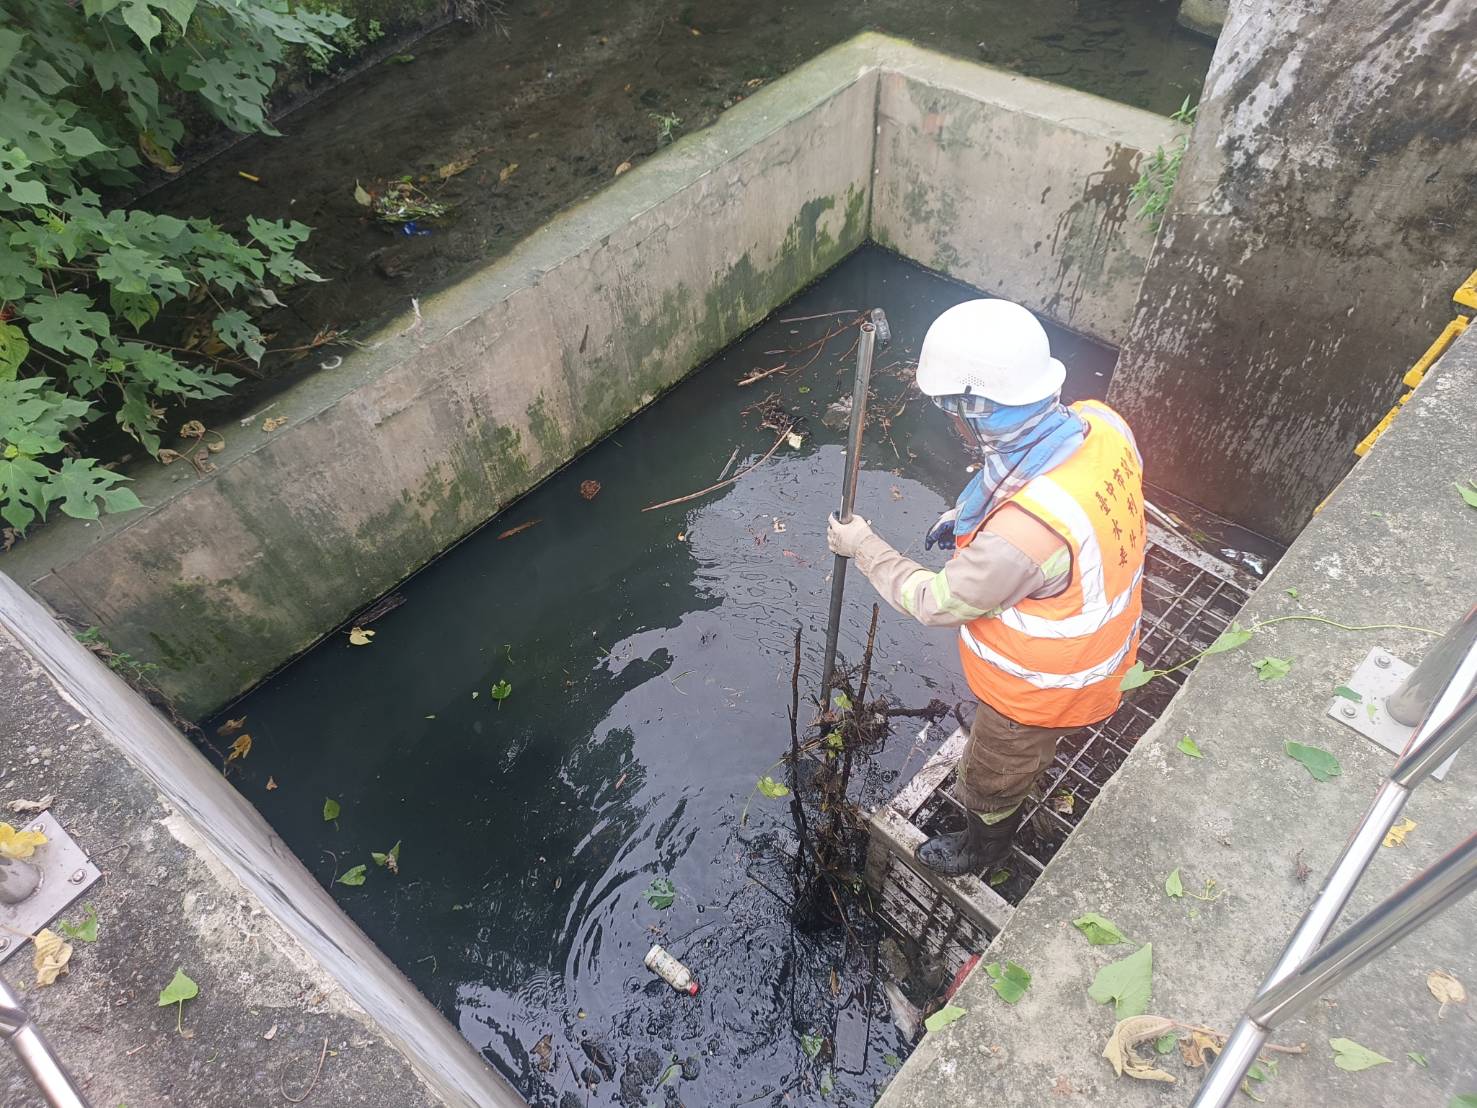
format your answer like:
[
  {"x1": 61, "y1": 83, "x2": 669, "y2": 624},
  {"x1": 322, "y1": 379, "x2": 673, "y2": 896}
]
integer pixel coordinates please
[
  {"x1": 872, "y1": 44, "x2": 1175, "y2": 346},
  {"x1": 4, "y1": 34, "x2": 1175, "y2": 719},
  {"x1": 1176, "y1": 0, "x2": 1228, "y2": 38},
  {"x1": 879, "y1": 330, "x2": 1477, "y2": 1105}
]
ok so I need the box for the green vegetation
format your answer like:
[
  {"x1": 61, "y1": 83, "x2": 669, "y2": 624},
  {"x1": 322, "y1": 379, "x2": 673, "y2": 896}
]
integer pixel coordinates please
[
  {"x1": 1129, "y1": 96, "x2": 1197, "y2": 229},
  {"x1": 0, "y1": 1, "x2": 348, "y2": 534},
  {"x1": 651, "y1": 111, "x2": 682, "y2": 144}
]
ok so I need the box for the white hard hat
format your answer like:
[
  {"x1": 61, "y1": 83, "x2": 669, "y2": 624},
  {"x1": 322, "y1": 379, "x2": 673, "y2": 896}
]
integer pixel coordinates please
[{"x1": 916, "y1": 299, "x2": 1065, "y2": 406}]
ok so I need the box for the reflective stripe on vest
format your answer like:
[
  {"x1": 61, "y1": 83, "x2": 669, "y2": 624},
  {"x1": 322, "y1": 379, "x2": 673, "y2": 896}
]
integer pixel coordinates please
[{"x1": 953, "y1": 400, "x2": 1145, "y2": 729}]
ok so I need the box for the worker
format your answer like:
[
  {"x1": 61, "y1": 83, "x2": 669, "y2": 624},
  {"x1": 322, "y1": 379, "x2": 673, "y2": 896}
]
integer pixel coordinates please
[{"x1": 826, "y1": 299, "x2": 1145, "y2": 876}]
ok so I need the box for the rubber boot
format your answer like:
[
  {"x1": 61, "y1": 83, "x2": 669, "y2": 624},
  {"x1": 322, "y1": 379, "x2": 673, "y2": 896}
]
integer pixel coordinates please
[{"x1": 915, "y1": 808, "x2": 1021, "y2": 877}]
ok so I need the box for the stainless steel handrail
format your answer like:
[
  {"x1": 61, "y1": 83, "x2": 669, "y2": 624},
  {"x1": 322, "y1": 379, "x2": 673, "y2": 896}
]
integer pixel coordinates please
[
  {"x1": 0, "y1": 973, "x2": 89, "y2": 1108},
  {"x1": 1193, "y1": 611, "x2": 1477, "y2": 1107}
]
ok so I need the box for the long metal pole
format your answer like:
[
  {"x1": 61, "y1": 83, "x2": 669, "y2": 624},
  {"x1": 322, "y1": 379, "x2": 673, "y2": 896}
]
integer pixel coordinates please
[
  {"x1": 0, "y1": 975, "x2": 89, "y2": 1108},
  {"x1": 1193, "y1": 633, "x2": 1477, "y2": 1108},
  {"x1": 819, "y1": 321, "x2": 878, "y2": 701}
]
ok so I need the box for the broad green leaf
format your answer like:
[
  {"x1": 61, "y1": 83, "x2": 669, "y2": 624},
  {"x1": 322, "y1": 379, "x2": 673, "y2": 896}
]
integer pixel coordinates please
[
  {"x1": 1252, "y1": 656, "x2": 1292, "y2": 682},
  {"x1": 1072, "y1": 913, "x2": 1127, "y2": 946},
  {"x1": 1204, "y1": 623, "x2": 1253, "y2": 656},
  {"x1": 1087, "y1": 943, "x2": 1153, "y2": 1019},
  {"x1": 757, "y1": 775, "x2": 790, "y2": 799},
  {"x1": 823, "y1": 730, "x2": 843, "y2": 752},
  {"x1": 1329, "y1": 1037, "x2": 1392, "y2": 1072},
  {"x1": 109, "y1": 289, "x2": 160, "y2": 331},
  {"x1": 1154, "y1": 1033, "x2": 1178, "y2": 1055},
  {"x1": 800, "y1": 1032, "x2": 822, "y2": 1059},
  {"x1": 989, "y1": 868, "x2": 1010, "y2": 888},
  {"x1": 1457, "y1": 482, "x2": 1477, "y2": 510},
  {"x1": 212, "y1": 309, "x2": 265, "y2": 363},
  {"x1": 48, "y1": 458, "x2": 142, "y2": 520},
  {"x1": 1176, "y1": 735, "x2": 1203, "y2": 759},
  {"x1": 322, "y1": 797, "x2": 340, "y2": 821},
  {"x1": 337, "y1": 864, "x2": 367, "y2": 886},
  {"x1": 984, "y1": 961, "x2": 1030, "y2": 1004},
  {"x1": 1407, "y1": 1052, "x2": 1428, "y2": 1067},
  {"x1": 1333, "y1": 685, "x2": 1362, "y2": 703},
  {"x1": 923, "y1": 1004, "x2": 966, "y2": 1032},
  {"x1": 25, "y1": 293, "x2": 110, "y2": 360},
  {"x1": 1119, "y1": 662, "x2": 1156, "y2": 690},
  {"x1": 0, "y1": 323, "x2": 29, "y2": 381},
  {"x1": 1283, "y1": 587, "x2": 1300, "y2": 598},
  {"x1": 833, "y1": 692, "x2": 852, "y2": 711},
  {"x1": 1285, "y1": 742, "x2": 1341, "y2": 782},
  {"x1": 58, "y1": 903, "x2": 99, "y2": 943},
  {"x1": 157, "y1": 969, "x2": 198, "y2": 1006},
  {"x1": 882, "y1": 1052, "x2": 901, "y2": 1068},
  {"x1": 371, "y1": 840, "x2": 401, "y2": 867},
  {"x1": 1165, "y1": 868, "x2": 1184, "y2": 898},
  {"x1": 0, "y1": 456, "x2": 52, "y2": 531},
  {"x1": 491, "y1": 679, "x2": 513, "y2": 703},
  {"x1": 642, "y1": 877, "x2": 675, "y2": 910}
]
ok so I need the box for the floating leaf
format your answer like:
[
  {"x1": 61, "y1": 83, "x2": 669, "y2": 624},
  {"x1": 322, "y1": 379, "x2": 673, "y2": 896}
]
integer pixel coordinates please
[
  {"x1": 157, "y1": 969, "x2": 198, "y2": 1007},
  {"x1": 371, "y1": 841, "x2": 402, "y2": 874},
  {"x1": 985, "y1": 961, "x2": 1031, "y2": 1004},
  {"x1": 322, "y1": 797, "x2": 340, "y2": 821},
  {"x1": 1408, "y1": 1052, "x2": 1428, "y2": 1067},
  {"x1": 266, "y1": 777, "x2": 278, "y2": 790},
  {"x1": 1329, "y1": 1037, "x2": 1392, "y2": 1071},
  {"x1": 833, "y1": 692, "x2": 852, "y2": 711},
  {"x1": 337, "y1": 864, "x2": 367, "y2": 887},
  {"x1": 1176, "y1": 735, "x2": 1203, "y2": 759},
  {"x1": 1252, "y1": 656, "x2": 1292, "y2": 682},
  {"x1": 1456, "y1": 481, "x2": 1477, "y2": 509},
  {"x1": 1428, "y1": 969, "x2": 1466, "y2": 1015},
  {"x1": 491, "y1": 679, "x2": 513, "y2": 706},
  {"x1": 0, "y1": 822, "x2": 47, "y2": 860},
  {"x1": 354, "y1": 182, "x2": 372, "y2": 207},
  {"x1": 786, "y1": 431, "x2": 804, "y2": 449},
  {"x1": 225, "y1": 733, "x2": 252, "y2": 765},
  {"x1": 1382, "y1": 818, "x2": 1416, "y2": 848},
  {"x1": 437, "y1": 155, "x2": 478, "y2": 180},
  {"x1": 923, "y1": 1004, "x2": 966, "y2": 1032},
  {"x1": 642, "y1": 877, "x2": 676, "y2": 910},
  {"x1": 1285, "y1": 741, "x2": 1341, "y2": 782},
  {"x1": 347, "y1": 626, "x2": 375, "y2": 646},
  {"x1": 499, "y1": 162, "x2": 519, "y2": 184},
  {"x1": 217, "y1": 716, "x2": 247, "y2": 736},
  {"x1": 1119, "y1": 662, "x2": 1156, "y2": 690},
  {"x1": 989, "y1": 868, "x2": 1010, "y2": 888},
  {"x1": 1102, "y1": 1015, "x2": 1177, "y2": 1084},
  {"x1": 33, "y1": 929, "x2": 72, "y2": 987},
  {"x1": 1165, "y1": 869, "x2": 1184, "y2": 898},
  {"x1": 1088, "y1": 943, "x2": 1153, "y2": 1019},
  {"x1": 800, "y1": 1032, "x2": 823, "y2": 1059},
  {"x1": 882, "y1": 1052, "x2": 901, "y2": 1068},
  {"x1": 1333, "y1": 685, "x2": 1362, "y2": 702},
  {"x1": 58, "y1": 903, "x2": 99, "y2": 944},
  {"x1": 1073, "y1": 913, "x2": 1128, "y2": 946},
  {"x1": 757, "y1": 775, "x2": 790, "y2": 799},
  {"x1": 1205, "y1": 623, "x2": 1253, "y2": 656}
]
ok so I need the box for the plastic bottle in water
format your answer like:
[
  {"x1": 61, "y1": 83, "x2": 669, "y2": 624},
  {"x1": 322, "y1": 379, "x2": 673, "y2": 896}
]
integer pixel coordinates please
[{"x1": 644, "y1": 944, "x2": 699, "y2": 995}]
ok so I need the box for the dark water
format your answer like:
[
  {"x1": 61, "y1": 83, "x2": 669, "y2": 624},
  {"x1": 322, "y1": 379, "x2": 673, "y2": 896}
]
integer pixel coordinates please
[{"x1": 205, "y1": 247, "x2": 1115, "y2": 1105}]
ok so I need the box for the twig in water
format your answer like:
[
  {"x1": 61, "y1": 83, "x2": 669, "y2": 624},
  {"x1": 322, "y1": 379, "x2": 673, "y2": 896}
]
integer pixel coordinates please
[
  {"x1": 737, "y1": 317, "x2": 854, "y2": 386},
  {"x1": 780, "y1": 309, "x2": 861, "y2": 323},
  {"x1": 641, "y1": 425, "x2": 792, "y2": 512},
  {"x1": 280, "y1": 1037, "x2": 328, "y2": 1103},
  {"x1": 717, "y1": 445, "x2": 740, "y2": 481}
]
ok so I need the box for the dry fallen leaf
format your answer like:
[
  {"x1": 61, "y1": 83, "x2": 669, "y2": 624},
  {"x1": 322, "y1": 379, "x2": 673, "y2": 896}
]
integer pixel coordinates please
[
  {"x1": 1179, "y1": 1027, "x2": 1222, "y2": 1069},
  {"x1": 261, "y1": 416, "x2": 288, "y2": 433},
  {"x1": 786, "y1": 431, "x2": 804, "y2": 449},
  {"x1": 1049, "y1": 793, "x2": 1075, "y2": 814},
  {"x1": 217, "y1": 716, "x2": 247, "y2": 737},
  {"x1": 178, "y1": 419, "x2": 206, "y2": 439},
  {"x1": 1428, "y1": 970, "x2": 1466, "y2": 1017},
  {"x1": 890, "y1": 485, "x2": 903, "y2": 501},
  {"x1": 266, "y1": 777, "x2": 278, "y2": 791},
  {"x1": 157, "y1": 448, "x2": 182, "y2": 465},
  {"x1": 437, "y1": 155, "x2": 479, "y2": 180},
  {"x1": 1103, "y1": 1015, "x2": 1177, "y2": 1084},
  {"x1": 829, "y1": 967, "x2": 840, "y2": 997},
  {"x1": 206, "y1": 440, "x2": 224, "y2": 454},
  {"x1": 6, "y1": 796, "x2": 54, "y2": 816},
  {"x1": 353, "y1": 182, "x2": 372, "y2": 207},
  {"x1": 499, "y1": 162, "x2": 519, "y2": 184},
  {"x1": 226, "y1": 734, "x2": 252, "y2": 765},
  {"x1": 579, "y1": 479, "x2": 601, "y2": 501},
  {"x1": 0, "y1": 822, "x2": 48, "y2": 860},
  {"x1": 1382, "y1": 818, "x2": 1416, "y2": 848},
  {"x1": 613, "y1": 160, "x2": 633, "y2": 177},
  {"x1": 772, "y1": 518, "x2": 787, "y2": 533},
  {"x1": 263, "y1": 1024, "x2": 278, "y2": 1041},
  {"x1": 33, "y1": 929, "x2": 72, "y2": 987},
  {"x1": 347, "y1": 627, "x2": 375, "y2": 646}
]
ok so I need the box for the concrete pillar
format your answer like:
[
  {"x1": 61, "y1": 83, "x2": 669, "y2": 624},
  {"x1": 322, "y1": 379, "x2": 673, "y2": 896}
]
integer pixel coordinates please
[
  {"x1": 1177, "y1": 0, "x2": 1228, "y2": 38},
  {"x1": 1108, "y1": 0, "x2": 1477, "y2": 542}
]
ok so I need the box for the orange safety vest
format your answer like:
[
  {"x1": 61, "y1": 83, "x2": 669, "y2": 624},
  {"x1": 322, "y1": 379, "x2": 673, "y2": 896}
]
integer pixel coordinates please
[{"x1": 954, "y1": 400, "x2": 1145, "y2": 729}]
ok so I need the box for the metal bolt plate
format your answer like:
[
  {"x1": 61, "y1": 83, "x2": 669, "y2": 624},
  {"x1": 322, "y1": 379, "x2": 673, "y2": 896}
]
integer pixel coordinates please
[
  {"x1": 0, "y1": 812, "x2": 101, "y2": 963},
  {"x1": 1326, "y1": 647, "x2": 1456, "y2": 781}
]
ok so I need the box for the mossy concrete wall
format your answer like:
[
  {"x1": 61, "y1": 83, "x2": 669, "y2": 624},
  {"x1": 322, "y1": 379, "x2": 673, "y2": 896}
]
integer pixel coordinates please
[
  {"x1": 4, "y1": 35, "x2": 1174, "y2": 717},
  {"x1": 872, "y1": 48, "x2": 1174, "y2": 346}
]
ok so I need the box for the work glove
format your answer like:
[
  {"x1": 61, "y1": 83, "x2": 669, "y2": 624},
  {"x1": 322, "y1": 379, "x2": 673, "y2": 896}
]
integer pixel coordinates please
[
  {"x1": 827, "y1": 513, "x2": 875, "y2": 559},
  {"x1": 925, "y1": 507, "x2": 959, "y2": 551}
]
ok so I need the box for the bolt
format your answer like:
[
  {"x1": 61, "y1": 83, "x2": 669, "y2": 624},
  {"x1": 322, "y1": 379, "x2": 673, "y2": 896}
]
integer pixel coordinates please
[
  {"x1": 1375, "y1": 655, "x2": 1391, "y2": 669},
  {"x1": 68, "y1": 869, "x2": 85, "y2": 884},
  {"x1": 0, "y1": 938, "x2": 9, "y2": 952},
  {"x1": 1341, "y1": 703, "x2": 1358, "y2": 718}
]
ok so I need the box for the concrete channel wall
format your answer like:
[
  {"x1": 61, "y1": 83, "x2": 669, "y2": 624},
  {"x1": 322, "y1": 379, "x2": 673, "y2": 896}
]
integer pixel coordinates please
[
  {"x1": 879, "y1": 330, "x2": 1477, "y2": 1107},
  {"x1": 3, "y1": 34, "x2": 1175, "y2": 720}
]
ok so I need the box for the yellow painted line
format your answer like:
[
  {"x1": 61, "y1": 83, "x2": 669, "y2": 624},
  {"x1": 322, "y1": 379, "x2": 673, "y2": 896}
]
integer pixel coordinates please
[
  {"x1": 1455, "y1": 267, "x2": 1477, "y2": 311},
  {"x1": 1403, "y1": 315, "x2": 1469, "y2": 388}
]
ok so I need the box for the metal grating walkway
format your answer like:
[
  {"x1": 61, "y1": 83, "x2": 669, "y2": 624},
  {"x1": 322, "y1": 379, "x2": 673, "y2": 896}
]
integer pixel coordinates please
[{"x1": 865, "y1": 520, "x2": 1259, "y2": 967}]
